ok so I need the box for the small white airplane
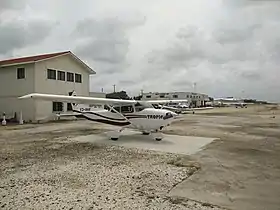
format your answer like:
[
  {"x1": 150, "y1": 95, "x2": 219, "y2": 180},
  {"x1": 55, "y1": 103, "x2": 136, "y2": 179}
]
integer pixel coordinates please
[
  {"x1": 214, "y1": 97, "x2": 247, "y2": 108},
  {"x1": 154, "y1": 101, "x2": 214, "y2": 114},
  {"x1": 19, "y1": 91, "x2": 189, "y2": 141}
]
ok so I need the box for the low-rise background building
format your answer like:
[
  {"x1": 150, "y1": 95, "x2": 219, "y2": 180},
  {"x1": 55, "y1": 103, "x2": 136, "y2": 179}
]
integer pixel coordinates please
[{"x1": 141, "y1": 91, "x2": 210, "y2": 107}]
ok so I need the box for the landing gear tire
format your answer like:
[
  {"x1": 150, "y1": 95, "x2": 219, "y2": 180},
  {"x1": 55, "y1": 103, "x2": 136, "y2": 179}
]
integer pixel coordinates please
[
  {"x1": 142, "y1": 132, "x2": 150, "y2": 135},
  {"x1": 107, "y1": 131, "x2": 121, "y2": 141},
  {"x1": 151, "y1": 132, "x2": 163, "y2": 141}
]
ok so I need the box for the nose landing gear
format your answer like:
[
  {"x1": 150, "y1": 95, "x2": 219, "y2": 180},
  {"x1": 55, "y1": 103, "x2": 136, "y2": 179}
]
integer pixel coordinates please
[
  {"x1": 108, "y1": 127, "x2": 125, "y2": 141},
  {"x1": 151, "y1": 129, "x2": 163, "y2": 141}
]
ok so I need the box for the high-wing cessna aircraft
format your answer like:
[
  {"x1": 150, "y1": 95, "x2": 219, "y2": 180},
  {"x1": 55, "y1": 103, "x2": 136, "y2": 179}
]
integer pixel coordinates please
[
  {"x1": 19, "y1": 91, "x2": 189, "y2": 141},
  {"x1": 214, "y1": 97, "x2": 247, "y2": 108}
]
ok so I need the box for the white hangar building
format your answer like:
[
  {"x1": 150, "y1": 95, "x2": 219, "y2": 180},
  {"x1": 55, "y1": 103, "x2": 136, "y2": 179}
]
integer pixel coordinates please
[
  {"x1": 141, "y1": 91, "x2": 209, "y2": 107},
  {"x1": 0, "y1": 51, "x2": 96, "y2": 123}
]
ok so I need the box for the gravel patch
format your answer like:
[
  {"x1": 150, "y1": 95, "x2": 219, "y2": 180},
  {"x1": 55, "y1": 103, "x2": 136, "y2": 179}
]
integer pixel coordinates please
[{"x1": 0, "y1": 141, "x2": 220, "y2": 210}]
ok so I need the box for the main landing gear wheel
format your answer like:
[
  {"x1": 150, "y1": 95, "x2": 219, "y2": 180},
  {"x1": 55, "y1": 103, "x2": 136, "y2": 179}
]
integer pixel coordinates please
[
  {"x1": 107, "y1": 130, "x2": 122, "y2": 141},
  {"x1": 151, "y1": 132, "x2": 163, "y2": 141},
  {"x1": 155, "y1": 137, "x2": 162, "y2": 141},
  {"x1": 142, "y1": 132, "x2": 150, "y2": 135}
]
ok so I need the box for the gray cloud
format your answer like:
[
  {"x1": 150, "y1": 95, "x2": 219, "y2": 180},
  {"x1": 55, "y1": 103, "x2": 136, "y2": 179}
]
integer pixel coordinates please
[
  {"x1": 0, "y1": 0, "x2": 280, "y2": 102},
  {"x1": 239, "y1": 71, "x2": 261, "y2": 80},
  {"x1": 0, "y1": 0, "x2": 26, "y2": 12},
  {"x1": 215, "y1": 24, "x2": 261, "y2": 44},
  {"x1": 0, "y1": 19, "x2": 55, "y2": 55},
  {"x1": 0, "y1": 0, "x2": 56, "y2": 56},
  {"x1": 137, "y1": 1, "x2": 280, "y2": 101},
  {"x1": 73, "y1": 16, "x2": 145, "y2": 73}
]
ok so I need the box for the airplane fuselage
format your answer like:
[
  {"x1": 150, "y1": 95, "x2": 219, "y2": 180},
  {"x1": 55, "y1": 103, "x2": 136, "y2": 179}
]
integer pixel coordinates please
[
  {"x1": 18, "y1": 92, "x2": 184, "y2": 140},
  {"x1": 74, "y1": 107, "x2": 177, "y2": 132}
]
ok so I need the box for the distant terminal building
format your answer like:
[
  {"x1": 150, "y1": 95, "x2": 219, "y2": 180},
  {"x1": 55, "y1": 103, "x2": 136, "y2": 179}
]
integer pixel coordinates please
[
  {"x1": 141, "y1": 92, "x2": 210, "y2": 107},
  {"x1": 213, "y1": 97, "x2": 245, "y2": 107}
]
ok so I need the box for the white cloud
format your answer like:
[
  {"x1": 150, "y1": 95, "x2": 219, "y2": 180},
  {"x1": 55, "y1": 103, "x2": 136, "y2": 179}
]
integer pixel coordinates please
[{"x1": 0, "y1": 0, "x2": 280, "y2": 102}]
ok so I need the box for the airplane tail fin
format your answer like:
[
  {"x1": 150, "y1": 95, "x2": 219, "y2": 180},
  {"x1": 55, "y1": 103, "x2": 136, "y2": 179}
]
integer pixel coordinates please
[{"x1": 68, "y1": 91, "x2": 90, "y2": 112}]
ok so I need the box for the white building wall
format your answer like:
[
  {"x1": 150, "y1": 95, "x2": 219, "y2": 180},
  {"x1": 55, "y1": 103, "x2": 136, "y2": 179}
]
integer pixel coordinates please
[
  {"x1": 33, "y1": 54, "x2": 91, "y2": 121},
  {"x1": 0, "y1": 63, "x2": 36, "y2": 122}
]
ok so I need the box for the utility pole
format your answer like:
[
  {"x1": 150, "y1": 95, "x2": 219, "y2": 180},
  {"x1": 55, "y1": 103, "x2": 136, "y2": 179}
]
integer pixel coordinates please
[{"x1": 113, "y1": 84, "x2": 116, "y2": 93}]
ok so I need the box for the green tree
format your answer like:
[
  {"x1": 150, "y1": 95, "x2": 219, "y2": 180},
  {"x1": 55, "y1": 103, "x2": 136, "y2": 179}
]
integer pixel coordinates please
[{"x1": 106, "y1": 91, "x2": 131, "y2": 100}]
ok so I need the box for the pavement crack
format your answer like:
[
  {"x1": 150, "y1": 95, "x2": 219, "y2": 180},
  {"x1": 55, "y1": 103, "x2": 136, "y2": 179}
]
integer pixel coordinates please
[
  {"x1": 166, "y1": 156, "x2": 201, "y2": 194},
  {"x1": 168, "y1": 166, "x2": 200, "y2": 194}
]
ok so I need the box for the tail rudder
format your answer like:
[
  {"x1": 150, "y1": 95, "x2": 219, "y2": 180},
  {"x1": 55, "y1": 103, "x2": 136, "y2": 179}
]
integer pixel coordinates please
[
  {"x1": 68, "y1": 91, "x2": 90, "y2": 112},
  {"x1": 68, "y1": 91, "x2": 77, "y2": 111}
]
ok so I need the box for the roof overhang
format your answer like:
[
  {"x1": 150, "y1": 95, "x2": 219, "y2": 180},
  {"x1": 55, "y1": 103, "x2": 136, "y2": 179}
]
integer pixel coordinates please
[
  {"x1": 0, "y1": 61, "x2": 34, "y2": 67},
  {"x1": 0, "y1": 51, "x2": 96, "y2": 75},
  {"x1": 68, "y1": 52, "x2": 96, "y2": 74}
]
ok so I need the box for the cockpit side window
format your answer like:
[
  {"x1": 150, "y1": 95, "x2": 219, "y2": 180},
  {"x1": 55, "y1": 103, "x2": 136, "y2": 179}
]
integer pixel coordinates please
[
  {"x1": 110, "y1": 105, "x2": 134, "y2": 113},
  {"x1": 121, "y1": 105, "x2": 134, "y2": 113}
]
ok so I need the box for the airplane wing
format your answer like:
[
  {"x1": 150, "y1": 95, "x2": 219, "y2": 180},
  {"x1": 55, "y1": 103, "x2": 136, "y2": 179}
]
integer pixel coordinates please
[
  {"x1": 144, "y1": 99, "x2": 190, "y2": 104},
  {"x1": 18, "y1": 93, "x2": 138, "y2": 105}
]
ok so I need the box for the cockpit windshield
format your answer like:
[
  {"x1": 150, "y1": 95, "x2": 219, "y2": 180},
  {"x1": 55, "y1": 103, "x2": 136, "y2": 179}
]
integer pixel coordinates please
[
  {"x1": 105, "y1": 101, "x2": 154, "y2": 113},
  {"x1": 134, "y1": 102, "x2": 153, "y2": 112}
]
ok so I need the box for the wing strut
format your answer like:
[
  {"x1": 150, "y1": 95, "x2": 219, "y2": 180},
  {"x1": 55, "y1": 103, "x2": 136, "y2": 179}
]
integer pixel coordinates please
[{"x1": 107, "y1": 104, "x2": 130, "y2": 122}]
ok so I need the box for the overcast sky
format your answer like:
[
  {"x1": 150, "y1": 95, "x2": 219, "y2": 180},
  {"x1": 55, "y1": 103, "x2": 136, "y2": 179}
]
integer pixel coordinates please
[{"x1": 0, "y1": 0, "x2": 280, "y2": 101}]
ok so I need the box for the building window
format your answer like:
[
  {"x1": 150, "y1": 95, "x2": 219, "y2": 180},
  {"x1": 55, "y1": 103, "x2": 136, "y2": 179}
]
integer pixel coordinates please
[
  {"x1": 17, "y1": 68, "x2": 25, "y2": 79},
  {"x1": 57, "y1": 71, "x2": 65, "y2": 81},
  {"x1": 173, "y1": 95, "x2": 178, "y2": 98},
  {"x1": 53, "y1": 102, "x2": 63, "y2": 112},
  {"x1": 67, "y1": 72, "x2": 74, "y2": 82},
  {"x1": 75, "y1": 73, "x2": 82, "y2": 83},
  {"x1": 47, "y1": 69, "x2": 56, "y2": 80}
]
